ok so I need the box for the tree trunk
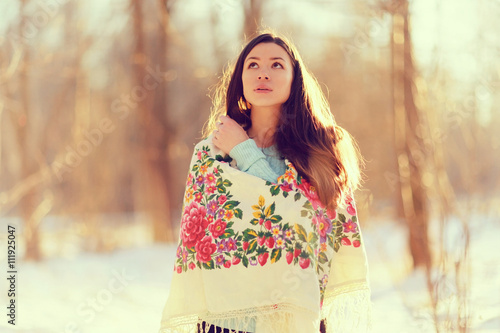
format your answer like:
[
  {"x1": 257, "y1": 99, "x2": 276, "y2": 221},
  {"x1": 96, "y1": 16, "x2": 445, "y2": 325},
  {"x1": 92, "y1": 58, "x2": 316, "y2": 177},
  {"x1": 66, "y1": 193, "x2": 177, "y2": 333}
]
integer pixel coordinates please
[
  {"x1": 18, "y1": 0, "x2": 42, "y2": 261},
  {"x1": 243, "y1": 0, "x2": 263, "y2": 39},
  {"x1": 152, "y1": 0, "x2": 174, "y2": 242},
  {"x1": 131, "y1": 0, "x2": 173, "y2": 242},
  {"x1": 391, "y1": 0, "x2": 432, "y2": 269}
]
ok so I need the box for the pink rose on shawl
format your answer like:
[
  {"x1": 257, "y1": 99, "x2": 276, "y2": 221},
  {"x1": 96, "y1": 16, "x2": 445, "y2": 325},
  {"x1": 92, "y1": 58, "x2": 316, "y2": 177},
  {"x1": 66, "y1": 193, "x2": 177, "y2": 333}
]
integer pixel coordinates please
[
  {"x1": 206, "y1": 185, "x2": 216, "y2": 194},
  {"x1": 186, "y1": 173, "x2": 194, "y2": 187},
  {"x1": 205, "y1": 173, "x2": 216, "y2": 186},
  {"x1": 347, "y1": 203, "x2": 356, "y2": 216},
  {"x1": 353, "y1": 240, "x2": 361, "y2": 248},
  {"x1": 295, "y1": 179, "x2": 322, "y2": 209},
  {"x1": 194, "y1": 192, "x2": 203, "y2": 203},
  {"x1": 195, "y1": 235, "x2": 217, "y2": 263},
  {"x1": 218, "y1": 195, "x2": 227, "y2": 205},
  {"x1": 313, "y1": 214, "x2": 333, "y2": 242},
  {"x1": 176, "y1": 266, "x2": 182, "y2": 274},
  {"x1": 188, "y1": 262, "x2": 196, "y2": 270},
  {"x1": 180, "y1": 201, "x2": 209, "y2": 248},
  {"x1": 208, "y1": 219, "x2": 227, "y2": 238},
  {"x1": 343, "y1": 219, "x2": 358, "y2": 233},
  {"x1": 280, "y1": 182, "x2": 293, "y2": 192}
]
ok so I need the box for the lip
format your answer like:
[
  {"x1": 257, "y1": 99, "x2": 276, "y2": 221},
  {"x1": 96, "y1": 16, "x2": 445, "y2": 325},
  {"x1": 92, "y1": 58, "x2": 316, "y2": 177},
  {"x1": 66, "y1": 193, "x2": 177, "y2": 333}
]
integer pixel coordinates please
[{"x1": 254, "y1": 85, "x2": 272, "y2": 93}]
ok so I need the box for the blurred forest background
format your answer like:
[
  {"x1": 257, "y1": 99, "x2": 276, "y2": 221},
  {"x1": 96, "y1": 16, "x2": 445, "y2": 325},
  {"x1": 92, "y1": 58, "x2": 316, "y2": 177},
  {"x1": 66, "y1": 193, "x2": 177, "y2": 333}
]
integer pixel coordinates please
[{"x1": 0, "y1": 0, "x2": 499, "y2": 332}]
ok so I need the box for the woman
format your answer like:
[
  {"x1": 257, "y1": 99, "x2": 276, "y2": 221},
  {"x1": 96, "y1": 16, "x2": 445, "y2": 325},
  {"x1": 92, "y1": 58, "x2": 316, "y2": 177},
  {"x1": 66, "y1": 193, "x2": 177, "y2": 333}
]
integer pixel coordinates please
[
  {"x1": 208, "y1": 33, "x2": 362, "y2": 211},
  {"x1": 159, "y1": 32, "x2": 370, "y2": 333}
]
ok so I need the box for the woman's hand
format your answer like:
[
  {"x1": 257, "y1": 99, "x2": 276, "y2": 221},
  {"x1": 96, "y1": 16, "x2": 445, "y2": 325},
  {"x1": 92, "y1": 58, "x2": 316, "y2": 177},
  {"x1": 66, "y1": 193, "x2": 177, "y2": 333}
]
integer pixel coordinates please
[{"x1": 212, "y1": 116, "x2": 249, "y2": 155}]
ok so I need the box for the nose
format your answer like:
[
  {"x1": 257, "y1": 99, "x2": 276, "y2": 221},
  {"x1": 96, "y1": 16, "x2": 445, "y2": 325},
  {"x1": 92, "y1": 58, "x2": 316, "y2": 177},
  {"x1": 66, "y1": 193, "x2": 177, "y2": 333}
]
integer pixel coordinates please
[{"x1": 258, "y1": 72, "x2": 270, "y2": 80}]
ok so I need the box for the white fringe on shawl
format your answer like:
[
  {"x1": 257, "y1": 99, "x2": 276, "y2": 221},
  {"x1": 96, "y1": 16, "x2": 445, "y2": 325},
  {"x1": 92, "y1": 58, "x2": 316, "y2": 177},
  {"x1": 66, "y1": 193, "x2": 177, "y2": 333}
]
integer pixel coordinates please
[{"x1": 159, "y1": 137, "x2": 371, "y2": 333}]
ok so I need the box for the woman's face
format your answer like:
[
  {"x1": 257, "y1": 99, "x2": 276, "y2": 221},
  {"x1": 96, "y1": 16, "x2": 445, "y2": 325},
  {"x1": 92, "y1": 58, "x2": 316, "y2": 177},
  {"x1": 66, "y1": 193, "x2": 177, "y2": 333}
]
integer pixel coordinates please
[{"x1": 242, "y1": 42, "x2": 294, "y2": 112}]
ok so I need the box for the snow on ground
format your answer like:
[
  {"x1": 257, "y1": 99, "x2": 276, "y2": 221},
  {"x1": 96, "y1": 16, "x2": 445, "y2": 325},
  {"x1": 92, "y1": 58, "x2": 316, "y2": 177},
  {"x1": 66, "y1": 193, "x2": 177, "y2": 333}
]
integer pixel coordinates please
[{"x1": 0, "y1": 214, "x2": 498, "y2": 333}]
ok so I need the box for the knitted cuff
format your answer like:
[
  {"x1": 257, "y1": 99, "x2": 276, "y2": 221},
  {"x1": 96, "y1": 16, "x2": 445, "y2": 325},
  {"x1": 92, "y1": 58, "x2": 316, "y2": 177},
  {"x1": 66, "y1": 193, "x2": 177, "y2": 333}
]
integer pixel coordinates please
[{"x1": 229, "y1": 139, "x2": 265, "y2": 172}]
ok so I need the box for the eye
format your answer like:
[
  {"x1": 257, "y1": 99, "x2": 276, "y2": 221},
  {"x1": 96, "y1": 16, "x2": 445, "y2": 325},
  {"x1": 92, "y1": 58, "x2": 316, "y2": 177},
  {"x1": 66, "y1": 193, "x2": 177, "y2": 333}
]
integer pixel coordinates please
[
  {"x1": 248, "y1": 62, "x2": 258, "y2": 69},
  {"x1": 272, "y1": 62, "x2": 283, "y2": 69}
]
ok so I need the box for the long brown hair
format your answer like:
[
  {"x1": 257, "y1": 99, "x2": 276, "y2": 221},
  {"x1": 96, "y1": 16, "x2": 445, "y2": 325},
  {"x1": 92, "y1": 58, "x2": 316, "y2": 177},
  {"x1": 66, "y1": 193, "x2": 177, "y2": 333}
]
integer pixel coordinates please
[{"x1": 203, "y1": 32, "x2": 363, "y2": 211}]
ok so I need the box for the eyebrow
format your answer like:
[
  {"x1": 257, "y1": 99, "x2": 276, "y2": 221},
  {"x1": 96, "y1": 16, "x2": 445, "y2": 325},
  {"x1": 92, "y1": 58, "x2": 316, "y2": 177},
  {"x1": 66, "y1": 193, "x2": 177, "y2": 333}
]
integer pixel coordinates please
[{"x1": 245, "y1": 56, "x2": 286, "y2": 62}]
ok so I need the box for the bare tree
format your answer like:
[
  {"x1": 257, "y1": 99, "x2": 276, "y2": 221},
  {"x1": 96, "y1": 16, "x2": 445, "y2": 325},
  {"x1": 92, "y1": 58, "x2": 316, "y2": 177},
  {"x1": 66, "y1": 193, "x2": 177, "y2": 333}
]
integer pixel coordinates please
[
  {"x1": 152, "y1": 0, "x2": 176, "y2": 242},
  {"x1": 130, "y1": 0, "x2": 173, "y2": 242},
  {"x1": 243, "y1": 0, "x2": 263, "y2": 39},
  {"x1": 387, "y1": 0, "x2": 432, "y2": 269},
  {"x1": 16, "y1": 0, "x2": 45, "y2": 261}
]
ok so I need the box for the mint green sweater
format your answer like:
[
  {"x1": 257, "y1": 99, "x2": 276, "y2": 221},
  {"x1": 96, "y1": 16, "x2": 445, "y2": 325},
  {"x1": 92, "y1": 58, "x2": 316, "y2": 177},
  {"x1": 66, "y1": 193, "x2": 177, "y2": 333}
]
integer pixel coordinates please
[{"x1": 229, "y1": 139, "x2": 286, "y2": 183}]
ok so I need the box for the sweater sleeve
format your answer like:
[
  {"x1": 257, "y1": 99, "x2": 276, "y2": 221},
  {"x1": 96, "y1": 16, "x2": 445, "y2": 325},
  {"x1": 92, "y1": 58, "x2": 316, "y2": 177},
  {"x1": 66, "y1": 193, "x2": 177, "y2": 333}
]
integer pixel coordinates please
[{"x1": 229, "y1": 139, "x2": 281, "y2": 183}]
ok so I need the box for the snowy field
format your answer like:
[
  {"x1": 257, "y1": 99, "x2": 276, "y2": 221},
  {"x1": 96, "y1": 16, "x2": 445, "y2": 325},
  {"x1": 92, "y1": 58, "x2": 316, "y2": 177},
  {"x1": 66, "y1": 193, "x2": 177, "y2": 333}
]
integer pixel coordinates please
[{"x1": 0, "y1": 213, "x2": 499, "y2": 333}]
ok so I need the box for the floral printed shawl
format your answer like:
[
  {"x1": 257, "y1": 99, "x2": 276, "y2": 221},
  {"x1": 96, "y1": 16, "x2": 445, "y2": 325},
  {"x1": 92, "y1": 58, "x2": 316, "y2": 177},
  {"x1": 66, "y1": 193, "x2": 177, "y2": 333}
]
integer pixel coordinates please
[{"x1": 159, "y1": 137, "x2": 371, "y2": 333}]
